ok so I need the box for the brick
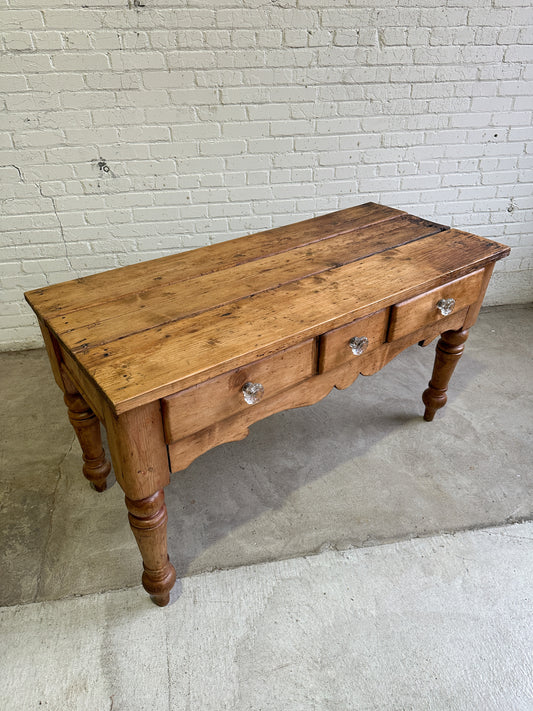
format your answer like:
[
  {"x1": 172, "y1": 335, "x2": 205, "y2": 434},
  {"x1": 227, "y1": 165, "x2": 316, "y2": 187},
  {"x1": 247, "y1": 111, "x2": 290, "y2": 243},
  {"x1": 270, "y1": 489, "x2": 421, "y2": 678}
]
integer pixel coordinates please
[
  {"x1": 271, "y1": 120, "x2": 312, "y2": 136},
  {"x1": 2, "y1": 10, "x2": 44, "y2": 30},
  {"x1": 84, "y1": 73, "x2": 137, "y2": 90},
  {"x1": 171, "y1": 123, "x2": 220, "y2": 140},
  {"x1": 449, "y1": 113, "x2": 493, "y2": 129},
  {"x1": 492, "y1": 111, "x2": 532, "y2": 127},
  {"x1": 0, "y1": 75, "x2": 28, "y2": 92},
  {"x1": 199, "y1": 140, "x2": 246, "y2": 156},
  {"x1": 149, "y1": 142, "x2": 198, "y2": 159},
  {"x1": 170, "y1": 88, "x2": 219, "y2": 105},
  {"x1": 222, "y1": 122, "x2": 268, "y2": 139},
  {"x1": 4, "y1": 31, "x2": 34, "y2": 51},
  {"x1": 247, "y1": 138, "x2": 293, "y2": 154},
  {"x1": 256, "y1": 31, "x2": 283, "y2": 49},
  {"x1": 43, "y1": 10, "x2": 102, "y2": 30},
  {"x1": 142, "y1": 70, "x2": 195, "y2": 89},
  {"x1": 13, "y1": 130, "x2": 64, "y2": 148},
  {"x1": 248, "y1": 104, "x2": 290, "y2": 121},
  {"x1": 91, "y1": 108, "x2": 146, "y2": 126},
  {"x1": 110, "y1": 52, "x2": 166, "y2": 71},
  {"x1": 61, "y1": 31, "x2": 93, "y2": 51},
  {"x1": 504, "y1": 46, "x2": 533, "y2": 63},
  {"x1": 61, "y1": 92, "x2": 117, "y2": 110},
  {"x1": 380, "y1": 28, "x2": 407, "y2": 46},
  {"x1": 2, "y1": 54, "x2": 52, "y2": 74},
  {"x1": 472, "y1": 97, "x2": 514, "y2": 112},
  {"x1": 51, "y1": 53, "x2": 110, "y2": 71},
  {"x1": 27, "y1": 73, "x2": 85, "y2": 92},
  {"x1": 91, "y1": 31, "x2": 122, "y2": 51},
  {"x1": 1, "y1": 1, "x2": 532, "y2": 349},
  {"x1": 468, "y1": 8, "x2": 511, "y2": 26},
  {"x1": 31, "y1": 31, "x2": 63, "y2": 51}
]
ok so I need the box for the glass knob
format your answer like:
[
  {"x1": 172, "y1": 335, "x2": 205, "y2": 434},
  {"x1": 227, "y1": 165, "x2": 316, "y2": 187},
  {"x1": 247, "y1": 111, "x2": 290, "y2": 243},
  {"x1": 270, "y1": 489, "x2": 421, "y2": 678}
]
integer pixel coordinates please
[
  {"x1": 242, "y1": 381, "x2": 264, "y2": 405},
  {"x1": 436, "y1": 297, "x2": 455, "y2": 316},
  {"x1": 348, "y1": 336, "x2": 369, "y2": 356}
]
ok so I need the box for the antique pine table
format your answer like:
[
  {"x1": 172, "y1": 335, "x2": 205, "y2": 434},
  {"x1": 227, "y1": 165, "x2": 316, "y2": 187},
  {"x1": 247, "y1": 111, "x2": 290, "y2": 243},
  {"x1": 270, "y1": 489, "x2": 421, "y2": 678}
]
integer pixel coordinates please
[{"x1": 25, "y1": 203, "x2": 509, "y2": 606}]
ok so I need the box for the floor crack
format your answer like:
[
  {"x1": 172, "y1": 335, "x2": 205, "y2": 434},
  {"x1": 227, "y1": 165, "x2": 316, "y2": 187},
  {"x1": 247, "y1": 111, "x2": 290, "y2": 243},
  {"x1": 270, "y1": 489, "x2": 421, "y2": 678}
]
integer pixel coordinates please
[
  {"x1": 165, "y1": 621, "x2": 172, "y2": 710},
  {"x1": 480, "y1": 529, "x2": 533, "y2": 542},
  {"x1": 33, "y1": 434, "x2": 76, "y2": 602}
]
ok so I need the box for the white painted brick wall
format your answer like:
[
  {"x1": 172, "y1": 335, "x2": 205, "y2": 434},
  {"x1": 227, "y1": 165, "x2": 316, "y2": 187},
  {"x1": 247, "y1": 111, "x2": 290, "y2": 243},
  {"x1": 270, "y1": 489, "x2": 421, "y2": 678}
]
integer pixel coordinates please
[{"x1": 1, "y1": 0, "x2": 532, "y2": 350}]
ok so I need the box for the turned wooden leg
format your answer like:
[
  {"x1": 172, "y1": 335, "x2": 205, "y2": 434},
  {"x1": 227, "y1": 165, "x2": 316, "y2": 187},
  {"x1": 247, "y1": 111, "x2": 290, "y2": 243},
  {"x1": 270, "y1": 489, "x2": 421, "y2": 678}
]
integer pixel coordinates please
[
  {"x1": 64, "y1": 392, "x2": 111, "y2": 491},
  {"x1": 125, "y1": 489, "x2": 177, "y2": 607},
  {"x1": 422, "y1": 328, "x2": 469, "y2": 422}
]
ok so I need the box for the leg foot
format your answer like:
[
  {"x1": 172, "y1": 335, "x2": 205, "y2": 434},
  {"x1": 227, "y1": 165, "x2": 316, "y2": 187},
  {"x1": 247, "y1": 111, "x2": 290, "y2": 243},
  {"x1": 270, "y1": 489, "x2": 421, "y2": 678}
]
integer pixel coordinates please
[
  {"x1": 422, "y1": 328, "x2": 469, "y2": 421},
  {"x1": 151, "y1": 591, "x2": 170, "y2": 607},
  {"x1": 125, "y1": 489, "x2": 176, "y2": 607},
  {"x1": 64, "y1": 392, "x2": 111, "y2": 490}
]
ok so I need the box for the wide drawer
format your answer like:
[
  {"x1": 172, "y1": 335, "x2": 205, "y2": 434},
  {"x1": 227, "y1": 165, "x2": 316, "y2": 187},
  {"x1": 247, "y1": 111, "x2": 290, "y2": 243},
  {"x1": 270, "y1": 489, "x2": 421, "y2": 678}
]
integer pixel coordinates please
[
  {"x1": 161, "y1": 339, "x2": 316, "y2": 443},
  {"x1": 387, "y1": 269, "x2": 484, "y2": 342},
  {"x1": 318, "y1": 308, "x2": 389, "y2": 373}
]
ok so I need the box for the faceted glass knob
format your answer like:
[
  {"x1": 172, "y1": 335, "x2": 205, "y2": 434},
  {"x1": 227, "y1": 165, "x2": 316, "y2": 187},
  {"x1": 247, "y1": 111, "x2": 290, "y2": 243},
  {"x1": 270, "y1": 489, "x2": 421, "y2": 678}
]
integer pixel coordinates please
[
  {"x1": 348, "y1": 336, "x2": 369, "y2": 356},
  {"x1": 242, "y1": 381, "x2": 264, "y2": 405},
  {"x1": 436, "y1": 297, "x2": 455, "y2": 316}
]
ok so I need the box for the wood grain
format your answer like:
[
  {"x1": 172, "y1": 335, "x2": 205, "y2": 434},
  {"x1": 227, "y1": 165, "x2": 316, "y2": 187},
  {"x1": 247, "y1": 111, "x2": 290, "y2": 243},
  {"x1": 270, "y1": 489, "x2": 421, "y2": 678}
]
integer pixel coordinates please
[
  {"x1": 125, "y1": 489, "x2": 176, "y2": 607},
  {"x1": 75, "y1": 229, "x2": 508, "y2": 413},
  {"x1": 319, "y1": 308, "x2": 389, "y2": 373},
  {"x1": 167, "y1": 372, "x2": 337, "y2": 473},
  {"x1": 37, "y1": 319, "x2": 65, "y2": 392},
  {"x1": 63, "y1": 389, "x2": 111, "y2": 492},
  {"x1": 25, "y1": 202, "x2": 404, "y2": 319},
  {"x1": 422, "y1": 329, "x2": 470, "y2": 422},
  {"x1": 23, "y1": 203, "x2": 510, "y2": 607},
  {"x1": 387, "y1": 269, "x2": 485, "y2": 341},
  {"x1": 46, "y1": 214, "x2": 442, "y2": 350},
  {"x1": 162, "y1": 339, "x2": 316, "y2": 443},
  {"x1": 464, "y1": 263, "x2": 496, "y2": 330},
  {"x1": 104, "y1": 401, "x2": 170, "y2": 500},
  {"x1": 166, "y1": 308, "x2": 470, "y2": 472},
  {"x1": 58, "y1": 351, "x2": 106, "y2": 422}
]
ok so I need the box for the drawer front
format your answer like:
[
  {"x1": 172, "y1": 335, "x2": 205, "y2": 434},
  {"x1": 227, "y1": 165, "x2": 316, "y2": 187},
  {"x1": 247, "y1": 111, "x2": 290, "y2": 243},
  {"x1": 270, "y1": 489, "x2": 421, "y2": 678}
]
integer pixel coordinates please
[
  {"x1": 161, "y1": 339, "x2": 316, "y2": 443},
  {"x1": 319, "y1": 308, "x2": 389, "y2": 373},
  {"x1": 387, "y1": 269, "x2": 484, "y2": 342}
]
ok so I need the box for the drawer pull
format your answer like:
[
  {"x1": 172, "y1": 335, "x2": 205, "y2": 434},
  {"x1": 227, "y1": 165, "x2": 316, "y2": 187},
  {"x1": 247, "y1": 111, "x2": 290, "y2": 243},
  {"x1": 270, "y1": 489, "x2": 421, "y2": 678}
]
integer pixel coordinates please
[
  {"x1": 348, "y1": 336, "x2": 369, "y2": 356},
  {"x1": 242, "y1": 381, "x2": 264, "y2": 405},
  {"x1": 436, "y1": 298, "x2": 456, "y2": 316}
]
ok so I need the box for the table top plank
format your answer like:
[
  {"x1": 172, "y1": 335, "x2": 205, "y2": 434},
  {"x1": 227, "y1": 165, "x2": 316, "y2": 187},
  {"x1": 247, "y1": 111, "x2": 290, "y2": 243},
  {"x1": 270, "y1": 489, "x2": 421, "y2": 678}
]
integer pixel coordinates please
[
  {"x1": 50, "y1": 214, "x2": 444, "y2": 351},
  {"x1": 73, "y1": 228, "x2": 508, "y2": 413},
  {"x1": 25, "y1": 202, "x2": 403, "y2": 320}
]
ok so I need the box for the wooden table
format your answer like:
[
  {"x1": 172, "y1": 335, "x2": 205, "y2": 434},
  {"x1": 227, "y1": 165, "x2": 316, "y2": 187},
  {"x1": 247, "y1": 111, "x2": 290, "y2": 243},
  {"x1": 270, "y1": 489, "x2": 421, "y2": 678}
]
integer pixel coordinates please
[{"x1": 25, "y1": 203, "x2": 509, "y2": 606}]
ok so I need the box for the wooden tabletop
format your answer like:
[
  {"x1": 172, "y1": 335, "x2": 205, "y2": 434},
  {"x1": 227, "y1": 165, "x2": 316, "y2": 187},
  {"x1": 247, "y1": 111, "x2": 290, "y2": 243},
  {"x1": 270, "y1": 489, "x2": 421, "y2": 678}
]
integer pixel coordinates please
[{"x1": 26, "y1": 202, "x2": 510, "y2": 414}]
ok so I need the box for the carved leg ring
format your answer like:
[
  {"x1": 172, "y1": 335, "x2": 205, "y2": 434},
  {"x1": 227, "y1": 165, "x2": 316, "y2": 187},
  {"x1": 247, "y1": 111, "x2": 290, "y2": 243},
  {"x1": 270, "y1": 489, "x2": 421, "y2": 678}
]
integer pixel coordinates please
[
  {"x1": 125, "y1": 490, "x2": 177, "y2": 607},
  {"x1": 422, "y1": 328, "x2": 469, "y2": 422},
  {"x1": 64, "y1": 392, "x2": 111, "y2": 491}
]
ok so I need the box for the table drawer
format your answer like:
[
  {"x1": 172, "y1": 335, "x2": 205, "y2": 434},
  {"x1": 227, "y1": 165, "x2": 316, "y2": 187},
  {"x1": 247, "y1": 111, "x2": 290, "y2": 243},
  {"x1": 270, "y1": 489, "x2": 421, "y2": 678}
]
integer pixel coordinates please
[
  {"x1": 387, "y1": 269, "x2": 484, "y2": 342},
  {"x1": 319, "y1": 308, "x2": 389, "y2": 373},
  {"x1": 161, "y1": 339, "x2": 317, "y2": 443}
]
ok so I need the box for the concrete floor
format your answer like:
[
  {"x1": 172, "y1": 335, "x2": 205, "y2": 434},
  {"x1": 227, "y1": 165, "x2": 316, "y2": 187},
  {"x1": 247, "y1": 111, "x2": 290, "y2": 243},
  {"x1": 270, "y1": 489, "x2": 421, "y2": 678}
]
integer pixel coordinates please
[
  {"x1": 1, "y1": 523, "x2": 532, "y2": 710},
  {"x1": 0, "y1": 305, "x2": 532, "y2": 708},
  {"x1": 1, "y1": 305, "x2": 532, "y2": 607}
]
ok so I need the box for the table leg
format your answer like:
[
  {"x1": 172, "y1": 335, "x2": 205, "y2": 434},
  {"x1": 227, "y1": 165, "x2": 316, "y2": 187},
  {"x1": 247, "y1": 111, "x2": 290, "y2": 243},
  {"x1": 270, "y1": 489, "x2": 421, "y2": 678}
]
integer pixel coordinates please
[
  {"x1": 125, "y1": 489, "x2": 177, "y2": 607},
  {"x1": 64, "y1": 391, "x2": 111, "y2": 491},
  {"x1": 422, "y1": 328, "x2": 469, "y2": 422}
]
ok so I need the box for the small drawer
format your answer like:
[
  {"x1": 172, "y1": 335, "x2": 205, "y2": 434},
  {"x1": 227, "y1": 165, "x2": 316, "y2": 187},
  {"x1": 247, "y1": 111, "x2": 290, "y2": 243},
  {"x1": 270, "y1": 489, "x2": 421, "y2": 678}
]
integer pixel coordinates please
[
  {"x1": 318, "y1": 308, "x2": 389, "y2": 373},
  {"x1": 387, "y1": 269, "x2": 484, "y2": 342},
  {"x1": 161, "y1": 339, "x2": 316, "y2": 443}
]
